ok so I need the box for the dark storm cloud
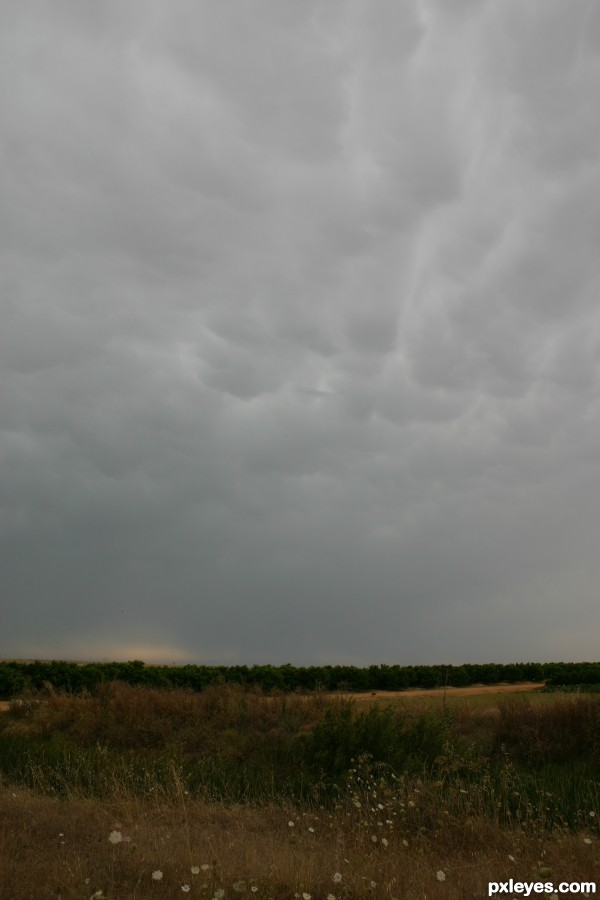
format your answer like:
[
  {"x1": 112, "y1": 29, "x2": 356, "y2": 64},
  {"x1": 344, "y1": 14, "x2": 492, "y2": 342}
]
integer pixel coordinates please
[{"x1": 2, "y1": 0, "x2": 600, "y2": 665}]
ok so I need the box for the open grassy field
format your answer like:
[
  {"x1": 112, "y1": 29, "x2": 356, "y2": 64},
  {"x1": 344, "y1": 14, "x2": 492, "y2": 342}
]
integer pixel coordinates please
[
  {"x1": 1, "y1": 683, "x2": 598, "y2": 899},
  {"x1": 344, "y1": 682, "x2": 545, "y2": 700},
  {"x1": 0, "y1": 680, "x2": 545, "y2": 716},
  {"x1": 0, "y1": 682, "x2": 548, "y2": 718},
  {"x1": 339, "y1": 682, "x2": 548, "y2": 711}
]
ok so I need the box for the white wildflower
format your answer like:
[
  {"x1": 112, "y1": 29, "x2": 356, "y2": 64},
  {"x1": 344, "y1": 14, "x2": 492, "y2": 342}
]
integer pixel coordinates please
[
  {"x1": 108, "y1": 831, "x2": 122, "y2": 844},
  {"x1": 437, "y1": 870, "x2": 446, "y2": 882},
  {"x1": 333, "y1": 872, "x2": 342, "y2": 883},
  {"x1": 152, "y1": 870, "x2": 163, "y2": 881}
]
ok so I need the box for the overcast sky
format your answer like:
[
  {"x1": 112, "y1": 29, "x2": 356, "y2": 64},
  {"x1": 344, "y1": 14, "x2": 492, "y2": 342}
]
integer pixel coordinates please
[{"x1": 2, "y1": 0, "x2": 600, "y2": 667}]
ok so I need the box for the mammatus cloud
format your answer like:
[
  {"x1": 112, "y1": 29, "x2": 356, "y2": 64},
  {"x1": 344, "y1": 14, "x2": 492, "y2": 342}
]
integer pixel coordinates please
[{"x1": 1, "y1": 0, "x2": 599, "y2": 665}]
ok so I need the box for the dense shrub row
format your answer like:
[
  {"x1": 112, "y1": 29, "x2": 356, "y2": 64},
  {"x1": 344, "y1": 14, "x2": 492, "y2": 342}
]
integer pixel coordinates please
[{"x1": 1, "y1": 658, "x2": 599, "y2": 699}]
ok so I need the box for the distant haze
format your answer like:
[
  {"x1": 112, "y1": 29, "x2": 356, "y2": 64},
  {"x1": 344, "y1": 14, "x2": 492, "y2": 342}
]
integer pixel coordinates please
[{"x1": 2, "y1": 1, "x2": 600, "y2": 666}]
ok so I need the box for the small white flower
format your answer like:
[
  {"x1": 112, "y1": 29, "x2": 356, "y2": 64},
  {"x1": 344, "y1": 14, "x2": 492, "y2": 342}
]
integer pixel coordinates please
[
  {"x1": 152, "y1": 871, "x2": 163, "y2": 881},
  {"x1": 108, "y1": 831, "x2": 122, "y2": 844},
  {"x1": 288, "y1": 820, "x2": 295, "y2": 827},
  {"x1": 201, "y1": 864, "x2": 211, "y2": 871},
  {"x1": 333, "y1": 872, "x2": 342, "y2": 883},
  {"x1": 308, "y1": 826, "x2": 315, "y2": 833},
  {"x1": 214, "y1": 890, "x2": 225, "y2": 899},
  {"x1": 402, "y1": 839, "x2": 409, "y2": 847},
  {"x1": 382, "y1": 837, "x2": 389, "y2": 847},
  {"x1": 328, "y1": 895, "x2": 336, "y2": 900},
  {"x1": 191, "y1": 866, "x2": 200, "y2": 875},
  {"x1": 251, "y1": 888, "x2": 258, "y2": 894},
  {"x1": 508, "y1": 855, "x2": 515, "y2": 861},
  {"x1": 590, "y1": 811, "x2": 596, "y2": 817},
  {"x1": 371, "y1": 834, "x2": 378, "y2": 842},
  {"x1": 584, "y1": 838, "x2": 593, "y2": 844},
  {"x1": 370, "y1": 881, "x2": 377, "y2": 888},
  {"x1": 182, "y1": 886, "x2": 191, "y2": 893},
  {"x1": 302, "y1": 893, "x2": 312, "y2": 899},
  {"x1": 437, "y1": 871, "x2": 446, "y2": 882}
]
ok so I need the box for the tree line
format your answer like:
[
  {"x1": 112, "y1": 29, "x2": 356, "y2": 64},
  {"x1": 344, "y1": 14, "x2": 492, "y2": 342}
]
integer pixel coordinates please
[{"x1": 0, "y1": 659, "x2": 599, "y2": 699}]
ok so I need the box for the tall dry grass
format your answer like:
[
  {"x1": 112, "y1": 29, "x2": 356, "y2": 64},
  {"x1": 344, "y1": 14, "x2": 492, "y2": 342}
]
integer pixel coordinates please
[{"x1": 2, "y1": 782, "x2": 599, "y2": 900}]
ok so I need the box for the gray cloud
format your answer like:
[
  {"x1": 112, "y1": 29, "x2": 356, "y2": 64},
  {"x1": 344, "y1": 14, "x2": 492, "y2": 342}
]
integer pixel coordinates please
[{"x1": 1, "y1": 0, "x2": 599, "y2": 666}]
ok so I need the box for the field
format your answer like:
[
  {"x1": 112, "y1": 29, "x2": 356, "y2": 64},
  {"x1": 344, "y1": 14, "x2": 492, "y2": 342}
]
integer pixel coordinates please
[
  {"x1": 0, "y1": 680, "x2": 545, "y2": 717},
  {"x1": 0, "y1": 682, "x2": 599, "y2": 899},
  {"x1": 341, "y1": 682, "x2": 546, "y2": 706}
]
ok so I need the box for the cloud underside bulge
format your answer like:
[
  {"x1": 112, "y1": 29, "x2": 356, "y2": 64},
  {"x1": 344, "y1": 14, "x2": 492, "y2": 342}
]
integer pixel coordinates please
[{"x1": 1, "y1": 0, "x2": 600, "y2": 664}]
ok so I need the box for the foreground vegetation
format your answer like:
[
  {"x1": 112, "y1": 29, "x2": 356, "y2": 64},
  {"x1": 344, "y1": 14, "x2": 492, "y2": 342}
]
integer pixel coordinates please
[{"x1": 1, "y1": 684, "x2": 599, "y2": 898}]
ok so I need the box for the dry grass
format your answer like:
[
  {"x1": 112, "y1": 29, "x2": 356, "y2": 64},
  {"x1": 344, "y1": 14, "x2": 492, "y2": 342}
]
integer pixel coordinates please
[
  {"x1": 2, "y1": 786, "x2": 599, "y2": 900},
  {"x1": 344, "y1": 682, "x2": 546, "y2": 702},
  {"x1": 343, "y1": 688, "x2": 552, "y2": 718},
  {"x1": 4, "y1": 682, "x2": 331, "y2": 748}
]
